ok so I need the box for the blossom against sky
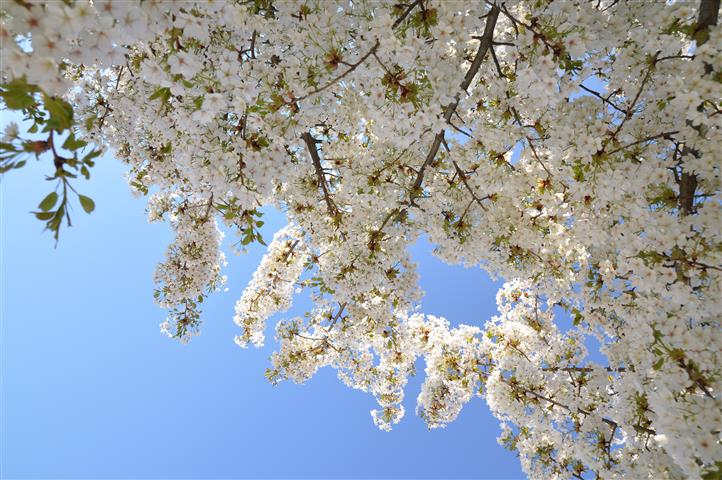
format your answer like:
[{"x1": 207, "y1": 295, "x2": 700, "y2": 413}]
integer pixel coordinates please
[{"x1": 1, "y1": 144, "x2": 521, "y2": 479}]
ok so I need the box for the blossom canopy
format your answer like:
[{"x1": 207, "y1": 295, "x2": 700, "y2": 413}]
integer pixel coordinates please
[{"x1": 1, "y1": 1, "x2": 721, "y2": 479}]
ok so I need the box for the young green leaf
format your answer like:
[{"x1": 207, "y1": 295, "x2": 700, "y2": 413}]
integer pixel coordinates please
[
  {"x1": 38, "y1": 191, "x2": 59, "y2": 212},
  {"x1": 0, "y1": 79, "x2": 38, "y2": 110},
  {"x1": 62, "y1": 132, "x2": 88, "y2": 151},
  {"x1": 43, "y1": 95, "x2": 74, "y2": 131},
  {"x1": 33, "y1": 211, "x2": 55, "y2": 220},
  {"x1": 78, "y1": 194, "x2": 95, "y2": 213}
]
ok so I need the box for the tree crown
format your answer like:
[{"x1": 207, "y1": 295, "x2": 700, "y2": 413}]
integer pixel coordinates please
[{"x1": 1, "y1": 1, "x2": 720, "y2": 478}]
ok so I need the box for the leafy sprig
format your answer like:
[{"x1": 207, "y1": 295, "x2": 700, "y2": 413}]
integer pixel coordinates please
[{"x1": 1, "y1": 77, "x2": 103, "y2": 242}]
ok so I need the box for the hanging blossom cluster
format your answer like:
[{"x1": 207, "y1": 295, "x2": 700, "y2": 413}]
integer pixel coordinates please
[
  {"x1": 233, "y1": 224, "x2": 309, "y2": 348},
  {"x1": 2, "y1": 0, "x2": 721, "y2": 478},
  {"x1": 149, "y1": 192, "x2": 227, "y2": 343}
]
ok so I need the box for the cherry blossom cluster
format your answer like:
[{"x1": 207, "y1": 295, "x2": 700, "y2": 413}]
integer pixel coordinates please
[
  {"x1": 2, "y1": 0, "x2": 720, "y2": 478},
  {"x1": 234, "y1": 224, "x2": 308, "y2": 348},
  {"x1": 149, "y1": 192, "x2": 227, "y2": 343}
]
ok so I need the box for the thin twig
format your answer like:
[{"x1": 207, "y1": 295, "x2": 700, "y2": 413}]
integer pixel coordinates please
[{"x1": 294, "y1": 42, "x2": 379, "y2": 103}]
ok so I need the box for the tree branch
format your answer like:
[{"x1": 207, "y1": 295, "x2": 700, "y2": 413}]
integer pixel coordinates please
[
  {"x1": 409, "y1": 5, "x2": 499, "y2": 205},
  {"x1": 302, "y1": 132, "x2": 339, "y2": 217},
  {"x1": 678, "y1": 0, "x2": 719, "y2": 215},
  {"x1": 392, "y1": 0, "x2": 422, "y2": 29},
  {"x1": 453, "y1": 161, "x2": 491, "y2": 211},
  {"x1": 295, "y1": 42, "x2": 379, "y2": 103},
  {"x1": 578, "y1": 84, "x2": 626, "y2": 114},
  {"x1": 502, "y1": 378, "x2": 656, "y2": 435},
  {"x1": 606, "y1": 131, "x2": 679, "y2": 156}
]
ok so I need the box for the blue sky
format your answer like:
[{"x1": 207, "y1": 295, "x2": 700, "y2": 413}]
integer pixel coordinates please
[{"x1": 1, "y1": 112, "x2": 524, "y2": 479}]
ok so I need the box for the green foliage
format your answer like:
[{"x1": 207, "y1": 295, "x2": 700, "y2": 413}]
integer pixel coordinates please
[
  {"x1": 149, "y1": 86, "x2": 172, "y2": 104},
  {"x1": 571, "y1": 308, "x2": 583, "y2": 326},
  {"x1": 0, "y1": 78, "x2": 39, "y2": 110},
  {"x1": 43, "y1": 95, "x2": 74, "y2": 131},
  {"x1": 217, "y1": 202, "x2": 267, "y2": 247},
  {"x1": 78, "y1": 194, "x2": 95, "y2": 213},
  {"x1": 702, "y1": 462, "x2": 722, "y2": 480},
  {"x1": 1, "y1": 78, "x2": 102, "y2": 243},
  {"x1": 647, "y1": 184, "x2": 678, "y2": 209},
  {"x1": 38, "y1": 191, "x2": 59, "y2": 212}
]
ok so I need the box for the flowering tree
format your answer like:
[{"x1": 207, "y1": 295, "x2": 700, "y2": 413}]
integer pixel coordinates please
[{"x1": 2, "y1": 0, "x2": 721, "y2": 478}]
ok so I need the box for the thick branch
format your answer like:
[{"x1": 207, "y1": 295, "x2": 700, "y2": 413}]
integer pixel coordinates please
[
  {"x1": 678, "y1": 171, "x2": 699, "y2": 215},
  {"x1": 541, "y1": 366, "x2": 628, "y2": 373},
  {"x1": 697, "y1": 0, "x2": 720, "y2": 41},
  {"x1": 678, "y1": 0, "x2": 719, "y2": 215},
  {"x1": 369, "y1": 5, "x2": 500, "y2": 240},
  {"x1": 302, "y1": 132, "x2": 339, "y2": 217},
  {"x1": 409, "y1": 5, "x2": 499, "y2": 205}
]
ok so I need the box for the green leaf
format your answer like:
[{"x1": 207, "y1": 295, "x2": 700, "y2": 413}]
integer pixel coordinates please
[
  {"x1": 43, "y1": 95, "x2": 74, "y2": 131},
  {"x1": 652, "y1": 357, "x2": 665, "y2": 371},
  {"x1": 149, "y1": 87, "x2": 171, "y2": 104},
  {"x1": 0, "y1": 79, "x2": 38, "y2": 110},
  {"x1": 702, "y1": 462, "x2": 722, "y2": 480},
  {"x1": 78, "y1": 194, "x2": 95, "y2": 213},
  {"x1": 38, "y1": 192, "x2": 59, "y2": 212},
  {"x1": 571, "y1": 308, "x2": 583, "y2": 326},
  {"x1": 62, "y1": 132, "x2": 88, "y2": 151},
  {"x1": 82, "y1": 149, "x2": 102, "y2": 164},
  {"x1": 33, "y1": 211, "x2": 55, "y2": 220}
]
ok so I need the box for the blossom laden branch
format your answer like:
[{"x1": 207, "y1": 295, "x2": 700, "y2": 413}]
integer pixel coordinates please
[
  {"x1": 302, "y1": 131, "x2": 340, "y2": 218},
  {"x1": 2, "y1": 1, "x2": 720, "y2": 477},
  {"x1": 409, "y1": 5, "x2": 500, "y2": 206}
]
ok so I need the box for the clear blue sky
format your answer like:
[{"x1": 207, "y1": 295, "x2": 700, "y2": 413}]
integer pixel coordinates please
[{"x1": 1, "y1": 111, "x2": 524, "y2": 478}]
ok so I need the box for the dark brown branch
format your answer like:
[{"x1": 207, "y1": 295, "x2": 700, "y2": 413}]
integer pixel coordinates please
[
  {"x1": 579, "y1": 84, "x2": 625, "y2": 114},
  {"x1": 656, "y1": 54, "x2": 695, "y2": 62},
  {"x1": 606, "y1": 131, "x2": 679, "y2": 156},
  {"x1": 502, "y1": 378, "x2": 656, "y2": 435},
  {"x1": 697, "y1": 0, "x2": 720, "y2": 42},
  {"x1": 608, "y1": 53, "x2": 658, "y2": 141},
  {"x1": 453, "y1": 161, "x2": 490, "y2": 211},
  {"x1": 409, "y1": 5, "x2": 499, "y2": 205},
  {"x1": 302, "y1": 132, "x2": 339, "y2": 217},
  {"x1": 203, "y1": 193, "x2": 214, "y2": 221},
  {"x1": 327, "y1": 302, "x2": 347, "y2": 331},
  {"x1": 448, "y1": 121, "x2": 474, "y2": 139},
  {"x1": 250, "y1": 30, "x2": 257, "y2": 59},
  {"x1": 281, "y1": 239, "x2": 300, "y2": 264},
  {"x1": 678, "y1": 0, "x2": 719, "y2": 215},
  {"x1": 367, "y1": 5, "x2": 501, "y2": 242},
  {"x1": 542, "y1": 366, "x2": 627, "y2": 373},
  {"x1": 295, "y1": 42, "x2": 379, "y2": 102},
  {"x1": 392, "y1": 0, "x2": 422, "y2": 29}
]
